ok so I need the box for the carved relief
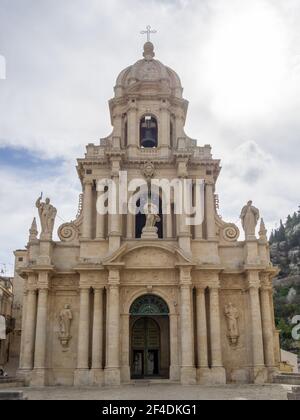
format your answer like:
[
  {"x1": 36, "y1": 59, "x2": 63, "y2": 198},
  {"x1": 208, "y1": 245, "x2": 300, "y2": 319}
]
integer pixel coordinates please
[{"x1": 224, "y1": 302, "x2": 240, "y2": 347}]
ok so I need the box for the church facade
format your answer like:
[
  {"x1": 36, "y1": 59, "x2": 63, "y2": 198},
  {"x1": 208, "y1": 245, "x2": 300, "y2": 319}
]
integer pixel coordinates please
[{"x1": 15, "y1": 41, "x2": 280, "y2": 387}]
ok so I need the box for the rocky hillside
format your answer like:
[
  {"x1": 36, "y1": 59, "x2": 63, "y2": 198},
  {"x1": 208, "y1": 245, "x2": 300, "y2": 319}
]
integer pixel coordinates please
[{"x1": 270, "y1": 208, "x2": 300, "y2": 354}]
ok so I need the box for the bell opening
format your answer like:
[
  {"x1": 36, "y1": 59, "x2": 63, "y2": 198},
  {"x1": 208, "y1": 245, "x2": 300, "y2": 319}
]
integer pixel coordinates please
[{"x1": 140, "y1": 115, "x2": 158, "y2": 148}]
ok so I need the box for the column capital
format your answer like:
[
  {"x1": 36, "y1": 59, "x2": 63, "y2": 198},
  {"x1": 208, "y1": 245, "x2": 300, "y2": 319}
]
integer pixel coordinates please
[
  {"x1": 83, "y1": 179, "x2": 94, "y2": 187},
  {"x1": 195, "y1": 286, "x2": 206, "y2": 294},
  {"x1": 247, "y1": 271, "x2": 260, "y2": 289},
  {"x1": 260, "y1": 275, "x2": 273, "y2": 291},
  {"x1": 93, "y1": 285, "x2": 105, "y2": 292},
  {"x1": 179, "y1": 266, "x2": 192, "y2": 285},
  {"x1": 108, "y1": 268, "x2": 120, "y2": 285}
]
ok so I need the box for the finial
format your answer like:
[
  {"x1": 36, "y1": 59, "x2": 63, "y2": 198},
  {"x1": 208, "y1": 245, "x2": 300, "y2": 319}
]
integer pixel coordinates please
[
  {"x1": 29, "y1": 217, "x2": 38, "y2": 242},
  {"x1": 259, "y1": 218, "x2": 268, "y2": 241}
]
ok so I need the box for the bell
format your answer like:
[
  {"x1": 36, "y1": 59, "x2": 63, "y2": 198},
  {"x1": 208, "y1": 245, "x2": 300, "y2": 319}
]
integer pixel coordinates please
[{"x1": 141, "y1": 129, "x2": 157, "y2": 148}]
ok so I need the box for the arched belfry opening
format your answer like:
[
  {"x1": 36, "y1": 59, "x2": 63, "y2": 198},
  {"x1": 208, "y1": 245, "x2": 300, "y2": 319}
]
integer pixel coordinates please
[
  {"x1": 130, "y1": 294, "x2": 170, "y2": 379},
  {"x1": 140, "y1": 115, "x2": 158, "y2": 148}
]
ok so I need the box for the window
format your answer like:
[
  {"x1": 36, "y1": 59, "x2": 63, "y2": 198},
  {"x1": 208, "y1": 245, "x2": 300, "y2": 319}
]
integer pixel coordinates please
[{"x1": 140, "y1": 115, "x2": 158, "y2": 148}]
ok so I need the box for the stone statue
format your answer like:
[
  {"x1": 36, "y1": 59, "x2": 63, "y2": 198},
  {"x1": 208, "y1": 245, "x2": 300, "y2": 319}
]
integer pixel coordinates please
[
  {"x1": 58, "y1": 305, "x2": 73, "y2": 349},
  {"x1": 144, "y1": 204, "x2": 161, "y2": 229},
  {"x1": 240, "y1": 200, "x2": 260, "y2": 238},
  {"x1": 224, "y1": 303, "x2": 239, "y2": 346},
  {"x1": 36, "y1": 195, "x2": 57, "y2": 239},
  {"x1": 141, "y1": 203, "x2": 161, "y2": 239}
]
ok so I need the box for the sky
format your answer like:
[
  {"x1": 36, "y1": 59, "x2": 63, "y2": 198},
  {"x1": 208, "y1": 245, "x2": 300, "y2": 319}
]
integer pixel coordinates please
[{"x1": 0, "y1": 0, "x2": 299, "y2": 275}]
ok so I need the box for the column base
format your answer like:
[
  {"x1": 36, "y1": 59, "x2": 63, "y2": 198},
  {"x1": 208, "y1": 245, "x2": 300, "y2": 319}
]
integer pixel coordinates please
[
  {"x1": 30, "y1": 368, "x2": 48, "y2": 387},
  {"x1": 180, "y1": 367, "x2": 197, "y2": 385},
  {"x1": 120, "y1": 366, "x2": 131, "y2": 384},
  {"x1": 197, "y1": 367, "x2": 226, "y2": 385},
  {"x1": 90, "y1": 369, "x2": 104, "y2": 386},
  {"x1": 267, "y1": 367, "x2": 279, "y2": 383},
  {"x1": 16, "y1": 369, "x2": 32, "y2": 386},
  {"x1": 104, "y1": 367, "x2": 121, "y2": 387},
  {"x1": 251, "y1": 366, "x2": 268, "y2": 384},
  {"x1": 170, "y1": 365, "x2": 180, "y2": 382},
  {"x1": 74, "y1": 369, "x2": 91, "y2": 386}
]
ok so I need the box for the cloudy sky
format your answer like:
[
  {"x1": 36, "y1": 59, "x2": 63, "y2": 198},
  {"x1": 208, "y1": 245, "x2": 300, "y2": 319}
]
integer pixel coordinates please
[{"x1": 0, "y1": 0, "x2": 299, "y2": 275}]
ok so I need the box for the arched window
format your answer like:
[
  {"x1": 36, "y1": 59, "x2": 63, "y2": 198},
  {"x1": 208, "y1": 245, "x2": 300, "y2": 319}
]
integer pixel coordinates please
[
  {"x1": 130, "y1": 294, "x2": 169, "y2": 316},
  {"x1": 140, "y1": 115, "x2": 158, "y2": 148}
]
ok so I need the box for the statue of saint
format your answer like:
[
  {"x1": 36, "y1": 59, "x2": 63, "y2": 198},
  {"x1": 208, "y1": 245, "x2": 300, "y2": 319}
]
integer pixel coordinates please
[
  {"x1": 36, "y1": 195, "x2": 57, "y2": 238},
  {"x1": 144, "y1": 203, "x2": 160, "y2": 229},
  {"x1": 240, "y1": 200, "x2": 260, "y2": 238},
  {"x1": 59, "y1": 305, "x2": 73, "y2": 338},
  {"x1": 224, "y1": 303, "x2": 239, "y2": 345}
]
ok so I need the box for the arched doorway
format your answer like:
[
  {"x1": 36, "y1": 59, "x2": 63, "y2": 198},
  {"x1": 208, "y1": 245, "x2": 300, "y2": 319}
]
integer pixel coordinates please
[{"x1": 130, "y1": 294, "x2": 170, "y2": 379}]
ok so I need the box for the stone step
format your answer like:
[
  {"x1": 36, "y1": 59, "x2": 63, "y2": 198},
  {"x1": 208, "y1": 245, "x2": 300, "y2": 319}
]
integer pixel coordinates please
[
  {"x1": 273, "y1": 374, "x2": 300, "y2": 385},
  {"x1": 0, "y1": 391, "x2": 26, "y2": 400},
  {"x1": 287, "y1": 387, "x2": 300, "y2": 401},
  {"x1": 132, "y1": 379, "x2": 179, "y2": 386},
  {"x1": 0, "y1": 377, "x2": 25, "y2": 389}
]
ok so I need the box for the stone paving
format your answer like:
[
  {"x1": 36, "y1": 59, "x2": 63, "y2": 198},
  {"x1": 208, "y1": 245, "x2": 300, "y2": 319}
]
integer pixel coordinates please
[{"x1": 2, "y1": 383, "x2": 293, "y2": 400}]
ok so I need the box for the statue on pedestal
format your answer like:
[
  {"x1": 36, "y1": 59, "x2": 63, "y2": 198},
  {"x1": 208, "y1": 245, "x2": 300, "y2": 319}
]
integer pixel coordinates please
[
  {"x1": 36, "y1": 194, "x2": 57, "y2": 240},
  {"x1": 240, "y1": 200, "x2": 260, "y2": 239},
  {"x1": 58, "y1": 305, "x2": 73, "y2": 350},
  {"x1": 224, "y1": 302, "x2": 239, "y2": 346},
  {"x1": 142, "y1": 203, "x2": 160, "y2": 239}
]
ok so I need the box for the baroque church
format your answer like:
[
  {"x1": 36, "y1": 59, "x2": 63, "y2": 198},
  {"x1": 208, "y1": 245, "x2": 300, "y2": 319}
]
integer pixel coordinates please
[{"x1": 14, "y1": 38, "x2": 280, "y2": 387}]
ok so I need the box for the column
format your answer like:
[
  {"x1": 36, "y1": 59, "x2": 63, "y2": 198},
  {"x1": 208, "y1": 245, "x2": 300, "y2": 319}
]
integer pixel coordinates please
[
  {"x1": 109, "y1": 164, "x2": 121, "y2": 252},
  {"x1": 82, "y1": 180, "x2": 93, "y2": 239},
  {"x1": 31, "y1": 281, "x2": 49, "y2": 386},
  {"x1": 105, "y1": 269, "x2": 121, "y2": 386},
  {"x1": 127, "y1": 102, "x2": 137, "y2": 148},
  {"x1": 261, "y1": 281, "x2": 275, "y2": 368},
  {"x1": 74, "y1": 286, "x2": 90, "y2": 385},
  {"x1": 166, "y1": 208, "x2": 173, "y2": 239},
  {"x1": 205, "y1": 182, "x2": 216, "y2": 240},
  {"x1": 209, "y1": 287, "x2": 223, "y2": 368},
  {"x1": 18, "y1": 290, "x2": 28, "y2": 370},
  {"x1": 179, "y1": 268, "x2": 196, "y2": 384},
  {"x1": 196, "y1": 287, "x2": 208, "y2": 369},
  {"x1": 160, "y1": 102, "x2": 170, "y2": 147},
  {"x1": 96, "y1": 189, "x2": 105, "y2": 239},
  {"x1": 194, "y1": 182, "x2": 203, "y2": 239},
  {"x1": 92, "y1": 288, "x2": 104, "y2": 369},
  {"x1": 126, "y1": 191, "x2": 134, "y2": 239},
  {"x1": 120, "y1": 313, "x2": 130, "y2": 383},
  {"x1": 169, "y1": 313, "x2": 180, "y2": 381},
  {"x1": 248, "y1": 272, "x2": 266, "y2": 383},
  {"x1": 21, "y1": 288, "x2": 37, "y2": 371}
]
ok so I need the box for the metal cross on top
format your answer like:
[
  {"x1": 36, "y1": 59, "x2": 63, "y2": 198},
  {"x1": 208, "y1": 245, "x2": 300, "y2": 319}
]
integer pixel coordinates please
[{"x1": 140, "y1": 25, "x2": 157, "y2": 42}]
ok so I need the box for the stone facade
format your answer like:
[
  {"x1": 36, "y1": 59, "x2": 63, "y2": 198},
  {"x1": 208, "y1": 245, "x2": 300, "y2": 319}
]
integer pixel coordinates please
[{"x1": 15, "y1": 42, "x2": 280, "y2": 387}]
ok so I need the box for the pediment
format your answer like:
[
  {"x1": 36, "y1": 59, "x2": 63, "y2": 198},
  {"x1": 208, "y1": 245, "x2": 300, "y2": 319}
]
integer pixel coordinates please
[{"x1": 103, "y1": 243, "x2": 193, "y2": 269}]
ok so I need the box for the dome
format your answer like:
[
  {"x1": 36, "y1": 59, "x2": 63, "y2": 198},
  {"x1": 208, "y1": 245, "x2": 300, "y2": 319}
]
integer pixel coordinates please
[{"x1": 114, "y1": 42, "x2": 183, "y2": 99}]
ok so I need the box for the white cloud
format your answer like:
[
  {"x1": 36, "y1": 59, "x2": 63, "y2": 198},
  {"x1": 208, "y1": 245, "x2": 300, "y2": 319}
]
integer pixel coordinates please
[{"x1": 0, "y1": 0, "x2": 299, "y2": 272}]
